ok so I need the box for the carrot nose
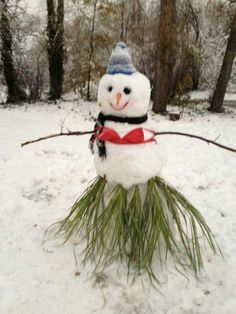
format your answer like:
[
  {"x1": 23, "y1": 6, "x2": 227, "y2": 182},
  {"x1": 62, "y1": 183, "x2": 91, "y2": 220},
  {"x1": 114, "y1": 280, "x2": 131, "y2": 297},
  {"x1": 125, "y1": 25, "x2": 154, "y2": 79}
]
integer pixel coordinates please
[{"x1": 116, "y1": 93, "x2": 122, "y2": 106}]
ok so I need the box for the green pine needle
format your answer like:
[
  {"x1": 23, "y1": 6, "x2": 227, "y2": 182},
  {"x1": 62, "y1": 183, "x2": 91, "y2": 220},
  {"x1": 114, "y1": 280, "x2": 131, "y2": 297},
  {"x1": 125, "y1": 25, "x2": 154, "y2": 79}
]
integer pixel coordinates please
[{"x1": 56, "y1": 176, "x2": 220, "y2": 285}]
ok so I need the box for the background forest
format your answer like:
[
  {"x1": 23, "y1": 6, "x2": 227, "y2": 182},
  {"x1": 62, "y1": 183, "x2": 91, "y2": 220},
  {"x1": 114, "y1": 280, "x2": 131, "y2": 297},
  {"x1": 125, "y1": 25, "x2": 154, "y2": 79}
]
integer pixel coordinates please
[{"x1": 0, "y1": 0, "x2": 236, "y2": 112}]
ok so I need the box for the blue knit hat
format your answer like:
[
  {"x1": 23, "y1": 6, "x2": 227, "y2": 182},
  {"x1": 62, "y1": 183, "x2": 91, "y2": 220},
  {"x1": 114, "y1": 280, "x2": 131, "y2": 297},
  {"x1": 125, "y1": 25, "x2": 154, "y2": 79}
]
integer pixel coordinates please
[{"x1": 107, "y1": 42, "x2": 136, "y2": 75}]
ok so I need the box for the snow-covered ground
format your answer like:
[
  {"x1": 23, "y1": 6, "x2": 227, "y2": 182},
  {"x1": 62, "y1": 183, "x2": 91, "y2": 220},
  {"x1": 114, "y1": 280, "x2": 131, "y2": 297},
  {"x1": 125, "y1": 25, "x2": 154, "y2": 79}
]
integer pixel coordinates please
[
  {"x1": 1, "y1": 100, "x2": 236, "y2": 314},
  {"x1": 188, "y1": 90, "x2": 236, "y2": 103}
]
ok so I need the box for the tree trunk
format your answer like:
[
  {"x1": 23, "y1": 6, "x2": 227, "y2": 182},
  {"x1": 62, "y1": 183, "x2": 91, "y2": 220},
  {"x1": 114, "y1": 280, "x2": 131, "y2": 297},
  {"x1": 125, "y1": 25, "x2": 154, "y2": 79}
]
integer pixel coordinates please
[
  {"x1": 0, "y1": 0, "x2": 27, "y2": 103},
  {"x1": 86, "y1": 0, "x2": 98, "y2": 101},
  {"x1": 120, "y1": 0, "x2": 125, "y2": 42},
  {"x1": 46, "y1": 0, "x2": 64, "y2": 101},
  {"x1": 210, "y1": 11, "x2": 236, "y2": 113},
  {"x1": 152, "y1": 0, "x2": 177, "y2": 114}
]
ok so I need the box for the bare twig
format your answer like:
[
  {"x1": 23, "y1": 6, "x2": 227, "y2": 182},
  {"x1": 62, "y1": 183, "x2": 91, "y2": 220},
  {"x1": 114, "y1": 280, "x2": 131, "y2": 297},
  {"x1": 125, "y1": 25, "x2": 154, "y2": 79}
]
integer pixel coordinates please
[
  {"x1": 21, "y1": 129, "x2": 236, "y2": 153},
  {"x1": 154, "y1": 131, "x2": 236, "y2": 153},
  {"x1": 21, "y1": 130, "x2": 94, "y2": 147},
  {"x1": 59, "y1": 118, "x2": 66, "y2": 133},
  {"x1": 214, "y1": 134, "x2": 221, "y2": 142}
]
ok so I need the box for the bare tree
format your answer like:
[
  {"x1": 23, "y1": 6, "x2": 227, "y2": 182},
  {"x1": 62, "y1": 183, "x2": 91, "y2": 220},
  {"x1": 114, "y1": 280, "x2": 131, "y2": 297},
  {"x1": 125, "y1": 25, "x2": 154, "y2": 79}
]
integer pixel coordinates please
[
  {"x1": 86, "y1": 0, "x2": 98, "y2": 101},
  {"x1": 210, "y1": 7, "x2": 236, "y2": 113},
  {"x1": 120, "y1": 0, "x2": 125, "y2": 41},
  {"x1": 0, "y1": 0, "x2": 27, "y2": 103},
  {"x1": 152, "y1": 0, "x2": 177, "y2": 114},
  {"x1": 46, "y1": 0, "x2": 64, "y2": 100},
  {"x1": 171, "y1": 0, "x2": 201, "y2": 95}
]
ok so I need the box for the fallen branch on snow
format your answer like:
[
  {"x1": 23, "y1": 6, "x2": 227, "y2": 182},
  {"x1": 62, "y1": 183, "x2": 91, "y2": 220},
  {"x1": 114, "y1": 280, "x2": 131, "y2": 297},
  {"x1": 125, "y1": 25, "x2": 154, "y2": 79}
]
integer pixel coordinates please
[{"x1": 21, "y1": 129, "x2": 236, "y2": 153}]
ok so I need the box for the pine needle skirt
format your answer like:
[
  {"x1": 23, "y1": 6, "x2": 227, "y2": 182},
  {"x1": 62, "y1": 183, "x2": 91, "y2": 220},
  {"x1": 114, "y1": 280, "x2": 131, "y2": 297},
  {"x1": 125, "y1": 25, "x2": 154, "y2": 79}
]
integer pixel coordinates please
[{"x1": 57, "y1": 176, "x2": 219, "y2": 283}]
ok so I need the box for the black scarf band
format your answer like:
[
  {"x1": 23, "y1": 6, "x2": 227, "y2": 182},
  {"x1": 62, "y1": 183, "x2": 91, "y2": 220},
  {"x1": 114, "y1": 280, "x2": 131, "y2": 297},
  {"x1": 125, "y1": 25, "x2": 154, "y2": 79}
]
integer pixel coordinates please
[{"x1": 98, "y1": 112, "x2": 148, "y2": 124}]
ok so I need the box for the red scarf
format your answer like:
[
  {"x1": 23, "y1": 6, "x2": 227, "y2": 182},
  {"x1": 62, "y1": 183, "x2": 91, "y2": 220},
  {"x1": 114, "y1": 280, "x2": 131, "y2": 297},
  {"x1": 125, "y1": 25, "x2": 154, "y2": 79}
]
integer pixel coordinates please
[{"x1": 97, "y1": 127, "x2": 156, "y2": 145}]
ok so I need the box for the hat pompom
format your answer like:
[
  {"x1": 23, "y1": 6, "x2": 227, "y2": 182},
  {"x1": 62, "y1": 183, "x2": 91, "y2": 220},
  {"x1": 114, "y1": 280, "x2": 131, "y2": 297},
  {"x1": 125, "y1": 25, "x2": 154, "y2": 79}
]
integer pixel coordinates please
[
  {"x1": 107, "y1": 42, "x2": 136, "y2": 75},
  {"x1": 117, "y1": 42, "x2": 126, "y2": 49}
]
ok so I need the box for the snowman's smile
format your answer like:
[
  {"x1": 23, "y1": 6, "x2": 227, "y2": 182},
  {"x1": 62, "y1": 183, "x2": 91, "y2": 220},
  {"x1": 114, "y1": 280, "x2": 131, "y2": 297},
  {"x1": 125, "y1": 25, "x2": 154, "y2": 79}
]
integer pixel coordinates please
[{"x1": 109, "y1": 101, "x2": 129, "y2": 111}]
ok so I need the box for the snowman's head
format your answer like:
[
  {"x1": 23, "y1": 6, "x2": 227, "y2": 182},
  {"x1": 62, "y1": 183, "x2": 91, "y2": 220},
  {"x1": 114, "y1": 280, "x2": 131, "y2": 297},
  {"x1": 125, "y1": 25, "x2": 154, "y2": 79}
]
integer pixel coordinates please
[{"x1": 98, "y1": 42, "x2": 151, "y2": 117}]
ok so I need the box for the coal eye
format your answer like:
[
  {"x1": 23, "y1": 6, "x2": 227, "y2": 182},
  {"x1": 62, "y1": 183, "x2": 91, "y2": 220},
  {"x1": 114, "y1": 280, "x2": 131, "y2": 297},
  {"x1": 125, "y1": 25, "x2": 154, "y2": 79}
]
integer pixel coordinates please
[
  {"x1": 123, "y1": 87, "x2": 131, "y2": 95},
  {"x1": 107, "y1": 86, "x2": 113, "y2": 92}
]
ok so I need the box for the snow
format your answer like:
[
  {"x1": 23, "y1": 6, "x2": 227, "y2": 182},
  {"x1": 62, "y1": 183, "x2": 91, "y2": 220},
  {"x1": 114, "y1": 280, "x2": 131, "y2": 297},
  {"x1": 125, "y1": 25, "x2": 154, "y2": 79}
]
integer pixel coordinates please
[
  {"x1": 21, "y1": 0, "x2": 46, "y2": 17},
  {"x1": 1, "y1": 100, "x2": 236, "y2": 314},
  {"x1": 224, "y1": 93, "x2": 236, "y2": 102},
  {"x1": 0, "y1": 86, "x2": 7, "y2": 103},
  {"x1": 188, "y1": 90, "x2": 212, "y2": 101},
  {"x1": 189, "y1": 90, "x2": 236, "y2": 102}
]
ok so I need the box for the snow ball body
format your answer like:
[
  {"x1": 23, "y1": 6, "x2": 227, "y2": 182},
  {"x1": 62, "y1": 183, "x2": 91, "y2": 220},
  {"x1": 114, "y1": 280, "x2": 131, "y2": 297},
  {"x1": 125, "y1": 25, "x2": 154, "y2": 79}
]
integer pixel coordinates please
[{"x1": 94, "y1": 72, "x2": 164, "y2": 189}]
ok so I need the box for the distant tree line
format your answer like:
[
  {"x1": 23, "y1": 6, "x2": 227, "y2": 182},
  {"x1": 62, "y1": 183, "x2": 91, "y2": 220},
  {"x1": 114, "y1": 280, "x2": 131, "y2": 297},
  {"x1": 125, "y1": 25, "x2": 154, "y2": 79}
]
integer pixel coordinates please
[{"x1": 0, "y1": 0, "x2": 236, "y2": 113}]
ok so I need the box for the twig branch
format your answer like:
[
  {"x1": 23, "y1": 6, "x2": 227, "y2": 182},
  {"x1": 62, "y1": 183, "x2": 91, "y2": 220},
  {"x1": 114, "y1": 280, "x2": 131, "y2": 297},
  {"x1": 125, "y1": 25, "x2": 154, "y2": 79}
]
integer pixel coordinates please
[
  {"x1": 21, "y1": 130, "x2": 94, "y2": 147},
  {"x1": 154, "y1": 131, "x2": 236, "y2": 153},
  {"x1": 59, "y1": 118, "x2": 66, "y2": 133},
  {"x1": 21, "y1": 130, "x2": 236, "y2": 153}
]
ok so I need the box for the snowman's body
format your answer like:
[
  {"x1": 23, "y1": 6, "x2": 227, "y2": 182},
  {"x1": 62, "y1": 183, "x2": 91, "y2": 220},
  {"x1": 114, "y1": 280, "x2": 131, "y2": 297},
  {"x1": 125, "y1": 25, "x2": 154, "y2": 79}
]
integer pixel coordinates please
[{"x1": 94, "y1": 120, "x2": 163, "y2": 189}]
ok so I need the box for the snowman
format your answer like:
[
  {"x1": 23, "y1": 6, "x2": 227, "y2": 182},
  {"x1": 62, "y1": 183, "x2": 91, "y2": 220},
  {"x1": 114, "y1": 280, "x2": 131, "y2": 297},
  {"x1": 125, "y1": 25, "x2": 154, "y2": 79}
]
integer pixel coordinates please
[
  {"x1": 91, "y1": 42, "x2": 163, "y2": 189},
  {"x1": 60, "y1": 43, "x2": 217, "y2": 282}
]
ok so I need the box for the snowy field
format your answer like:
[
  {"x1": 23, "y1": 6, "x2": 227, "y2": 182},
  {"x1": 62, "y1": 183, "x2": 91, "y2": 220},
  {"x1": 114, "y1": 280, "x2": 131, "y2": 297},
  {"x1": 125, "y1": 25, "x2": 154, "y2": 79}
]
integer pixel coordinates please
[
  {"x1": 1, "y1": 100, "x2": 236, "y2": 314},
  {"x1": 188, "y1": 90, "x2": 236, "y2": 103}
]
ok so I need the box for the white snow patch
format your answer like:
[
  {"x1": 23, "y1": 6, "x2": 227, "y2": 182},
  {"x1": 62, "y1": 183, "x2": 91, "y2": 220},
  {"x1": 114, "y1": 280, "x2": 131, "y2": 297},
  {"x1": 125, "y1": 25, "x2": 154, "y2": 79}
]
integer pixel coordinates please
[
  {"x1": 1, "y1": 100, "x2": 236, "y2": 314},
  {"x1": 188, "y1": 90, "x2": 212, "y2": 101},
  {"x1": 224, "y1": 93, "x2": 236, "y2": 102},
  {"x1": 188, "y1": 90, "x2": 236, "y2": 102}
]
